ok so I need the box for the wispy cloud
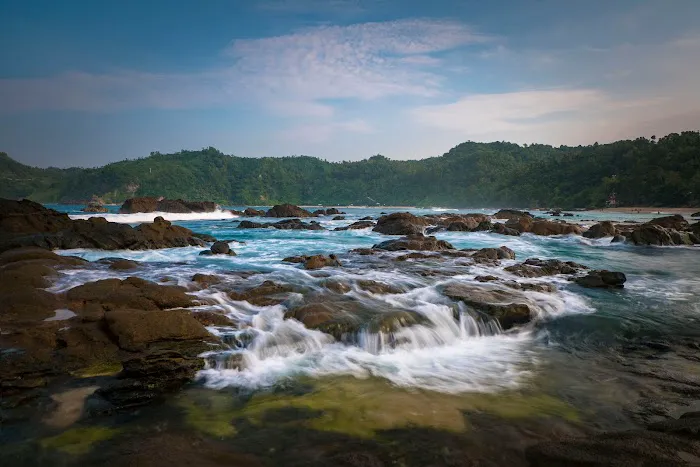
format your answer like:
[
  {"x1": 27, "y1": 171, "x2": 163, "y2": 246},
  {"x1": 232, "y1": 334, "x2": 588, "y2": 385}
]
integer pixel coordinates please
[{"x1": 279, "y1": 118, "x2": 373, "y2": 144}]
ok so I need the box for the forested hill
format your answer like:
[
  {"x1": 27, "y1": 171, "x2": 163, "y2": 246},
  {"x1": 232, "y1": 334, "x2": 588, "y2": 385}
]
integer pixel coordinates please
[{"x1": 2, "y1": 131, "x2": 699, "y2": 208}]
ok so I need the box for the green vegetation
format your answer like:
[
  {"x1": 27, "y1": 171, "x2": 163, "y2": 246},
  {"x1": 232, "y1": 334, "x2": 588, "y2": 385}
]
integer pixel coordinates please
[
  {"x1": 40, "y1": 426, "x2": 121, "y2": 455},
  {"x1": 2, "y1": 131, "x2": 699, "y2": 208}
]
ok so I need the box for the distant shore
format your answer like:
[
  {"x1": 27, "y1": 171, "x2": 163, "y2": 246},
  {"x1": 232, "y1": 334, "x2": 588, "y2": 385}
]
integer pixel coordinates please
[{"x1": 591, "y1": 207, "x2": 698, "y2": 215}]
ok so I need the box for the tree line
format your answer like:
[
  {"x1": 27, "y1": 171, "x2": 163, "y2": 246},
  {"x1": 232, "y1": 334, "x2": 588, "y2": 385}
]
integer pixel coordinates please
[{"x1": 1, "y1": 131, "x2": 698, "y2": 208}]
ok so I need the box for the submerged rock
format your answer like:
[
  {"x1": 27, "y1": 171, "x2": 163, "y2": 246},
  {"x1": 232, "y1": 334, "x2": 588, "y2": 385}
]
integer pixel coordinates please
[
  {"x1": 304, "y1": 254, "x2": 342, "y2": 270},
  {"x1": 443, "y1": 283, "x2": 534, "y2": 330},
  {"x1": 373, "y1": 234, "x2": 454, "y2": 251},
  {"x1": 490, "y1": 223, "x2": 521, "y2": 236},
  {"x1": 505, "y1": 258, "x2": 587, "y2": 278},
  {"x1": 237, "y1": 220, "x2": 270, "y2": 229},
  {"x1": 575, "y1": 270, "x2": 626, "y2": 288},
  {"x1": 229, "y1": 281, "x2": 293, "y2": 306},
  {"x1": 334, "y1": 220, "x2": 375, "y2": 231},
  {"x1": 271, "y1": 218, "x2": 324, "y2": 230},
  {"x1": 373, "y1": 212, "x2": 430, "y2": 235},
  {"x1": 471, "y1": 246, "x2": 516, "y2": 262}
]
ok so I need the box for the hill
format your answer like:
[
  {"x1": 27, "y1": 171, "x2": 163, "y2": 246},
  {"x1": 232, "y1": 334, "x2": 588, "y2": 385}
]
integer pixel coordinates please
[{"x1": 2, "y1": 131, "x2": 699, "y2": 208}]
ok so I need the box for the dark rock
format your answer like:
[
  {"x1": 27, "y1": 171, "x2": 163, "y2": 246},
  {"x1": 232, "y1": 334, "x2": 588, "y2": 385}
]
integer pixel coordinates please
[
  {"x1": 530, "y1": 220, "x2": 583, "y2": 236},
  {"x1": 493, "y1": 209, "x2": 532, "y2": 220},
  {"x1": 446, "y1": 219, "x2": 478, "y2": 231},
  {"x1": 443, "y1": 283, "x2": 534, "y2": 330},
  {"x1": 395, "y1": 252, "x2": 441, "y2": 261},
  {"x1": 474, "y1": 275, "x2": 499, "y2": 282},
  {"x1": 304, "y1": 254, "x2": 342, "y2": 270},
  {"x1": 350, "y1": 248, "x2": 376, "y2": 255},
  {"x1": 108, "y1": 259, "x2": 140, "y2": 270},
  {"x1": 323, "y1": 279, "x2": 352, "y2": 294},
  {"x1": 272, "y1": 218, "x2": 324, "y2": 230},
  {"x1": 629, "y1": 224, "x2": 675, "y2": 246},
  {"x1": 282, "y1": 255, "x2": 307, "y2": 263},
  {"x1": 265, "y1": 204, "x2": 313, "y2": 218},
  {"x1": 505, "y1": 258, "x2": 587, "y2": 278},
  {"x1": 211, "y1": 241, "x2": 231, "y2": 254},
  {"x1": 490, "y1": 223, "x2": 521, "y2": 236},
  {"x1": 82, "y1": 196, "x2": 108, "y2": 213},
  {"x1": 583, "y1": 221, "x2": 617, "y2": 238},
  {"x1": 471, "y1": 246, "x2": 516, "y2": 262},
  {"x1": 191, "y1": 273, "x2": 221, "y2": 286},
  {"x1": 229, "y1": 281, "x2": 293, "y2": 306},
  {"x1": 237, "y1": 220, "x2": 270, "y2": 229},
  {"x1": 356, "y1": 280, "x2": 402, "y2": 294},
  {"x1": 575, "y1": 270, "x2": 626, "y2": 288},
  {"x1": 611, "y1": 234, "x2": 627, "y2": 243},
  {"x1": 373, "y1": 212, "x2": 430, "y2": 235},
  {"x1": 360, "y1": 216, "x2": 374, "y2": 221},
  {"x1": 243, "y1": 208, "x2": 265, "y2": 217},
  {"x1": 334, "y1": 221, "x2": 375, "y2": 231},
  {"x1": 332, "y1": 215, "x2": 345, "y2": 220},
  {"x1": 119, "y1": 197, "x2": 216, "y2": 214},
  {"x1": 563, "y1": 213, "x2": 574, "y2": 217},
  {"x1": 373, "y1": 234, "x2": 454, "y2": 251},
  {"x1": 648, "y1": 214, "x2": 690, "y2": 231},
  {"x1": 475, "y1": 220, "x2": 494, "y2": 231},
  {"x1": 191, "y1": 311, "x2": 235, "y2": 327},
  {"x1": 118, "y1": 197, "x2": 158, "y2": 214}
]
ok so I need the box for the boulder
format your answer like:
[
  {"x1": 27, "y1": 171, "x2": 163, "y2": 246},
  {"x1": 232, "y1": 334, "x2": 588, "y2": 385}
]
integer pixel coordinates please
[
  {"x1": 611, "y1": 234, "x2": 627, "y2": 243},
  {"x1": 108, "y1": 259, "x2": 140, "y2": 270},
  {"x1": 356, "y1": 280, "x2": 402, "y2": 294},
  {"x1": 304, "y1": 254, "x2": 342, "y2": 270},
  {"x1": 191, "y1": 311, "x2": 235, "y2": 327},
  {"x1": 0, "y1": 200, "x2": 212, "y2": 252},
  {"x1": 692, "y1": 212, "x2": 700, "y2": 218},
  {"x1": 583, "y1": 221, "x2": 617, "y2": 239},
  {"x1": 530, "y1": 220, "x2": 583, "y2": 236},
  {"x1": 243, "y1": 208, "x2": 265, "y2": 217},
  {"x1": 471, "y1": 246, "x2": 516, "y2": 262},
  {"x1": 210, "y1": 241, "x2": 231, "y2": 255},
  {"x1": 493, "y1": 209, "x2": 532, "y2": 221},
  {"x1": 332, "y1": 216, "x2": 345, "y2": 221},
  {"x1": 629, "y1": 224, "x2": 675, "y2": 246},
  {"x1": 229, "y1": 281, "x2": 293, "y2": 306},
  {"x1": 505, "y1": 258, "x2": 587, "y2": 278},
  {"x1": 443, "y1": 283, "x2": 534, "y2": 330},
  {"x1": 373, "y1": 234, "x2": 455, "y2": 251},
  {"x1": 334, "y1": 221, "x2": 375, "y2": 231},
  {"x1": 237, "y1": 220, "x2": 270, "y2": 229},
  {"x1": 575, "y1": 270, "x2": 626, "y2": 288},
  {"x1": 373, "y1": 212, "x2": 430, "y2": 235},
  {"x1": 119, "y1": 197, "x2": 159, "y2": 214},
  {"x1": 446, "y1": 219, "x2": 479, "y2": 231},
  {"x1": 105, "y1": 308, "x2": 211, "y2": 352},
  {"x1": 265, "y1": 204, "x2": 312, "y2": 218},
  {"x1": 191, "y1": 273, "x2": 221, "y2": 286},
  {"x1": 648, "y1": 214, "x2": 689, "y2": 231},
  {"x1": 491, "y1": 223, "x2": 521, "y2": 236},
  {"x1": 272, "y1": 219, "x2": 324, "y2": 230}
]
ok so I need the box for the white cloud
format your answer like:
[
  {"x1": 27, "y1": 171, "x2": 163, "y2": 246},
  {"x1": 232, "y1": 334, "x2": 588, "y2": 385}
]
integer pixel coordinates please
[{"x1": 278, "y1": 119, "x2": 373, "y2": 144}]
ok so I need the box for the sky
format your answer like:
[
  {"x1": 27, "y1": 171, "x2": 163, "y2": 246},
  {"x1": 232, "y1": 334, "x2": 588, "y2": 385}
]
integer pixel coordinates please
[{"x1": 1, "y1": 0, "x2": 700, "y2": 168}]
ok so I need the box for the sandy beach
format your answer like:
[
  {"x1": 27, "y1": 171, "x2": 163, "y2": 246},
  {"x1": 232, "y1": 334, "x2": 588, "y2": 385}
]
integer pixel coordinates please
[{"x1": 593, "y1": 207, "x2": 699, "y2": 215}]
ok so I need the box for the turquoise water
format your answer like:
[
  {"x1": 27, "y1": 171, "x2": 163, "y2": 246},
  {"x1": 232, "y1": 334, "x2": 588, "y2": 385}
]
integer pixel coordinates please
[{"x1": 46, "y1": 205, "x2": 700, "y2": 397}]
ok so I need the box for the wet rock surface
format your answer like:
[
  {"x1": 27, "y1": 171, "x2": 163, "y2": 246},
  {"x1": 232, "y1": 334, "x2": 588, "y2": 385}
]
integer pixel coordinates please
[
  {"x1": 373, "y1": 234, "x2": 454, "y2": 251},
  {"x1": 373, "y1": 212, "x2": 430, "y2": 235},
  {"x1": 265, "y1": 204, "x2": 313, "y2": 218}
]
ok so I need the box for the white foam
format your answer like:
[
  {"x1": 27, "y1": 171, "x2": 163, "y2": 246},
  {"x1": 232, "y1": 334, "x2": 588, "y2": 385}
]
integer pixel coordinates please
[
  {"x1": 69, "y1": 209, "x2": 238, "y2": 223},
  {"x1": 44, "y1": 309, "x2": 77, "y2": 321}
]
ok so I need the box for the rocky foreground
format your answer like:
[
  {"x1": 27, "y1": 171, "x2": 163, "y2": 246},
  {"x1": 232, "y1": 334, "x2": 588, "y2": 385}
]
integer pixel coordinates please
[{"x1": 1, "y1": 199, "x2": 700, "y2": 465}]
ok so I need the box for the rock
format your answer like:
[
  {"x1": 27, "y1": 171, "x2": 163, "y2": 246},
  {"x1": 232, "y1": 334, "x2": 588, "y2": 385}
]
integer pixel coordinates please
[
  {"x1": 493, "y1": 209, "x2": 532, "y2": 221},
  {"x1": 229, "y1": 281, "x2": 293, "y2": 306},
  {"x1": 265, "y1": 204, "x2": 312, "y2": 218},
  {"x1": 527, "y1": 430, "x2": 700, "y2": 466},
  {"x1": 360, "y1": 216, "x2": 373, "y2": 221},
  {"x1": 191, "y1": 274, "x2": 221, "y2": 286},
  {"x1": 583, "y1": 221, "x2": 617, "y2": 238},
  {"x1": 471, "y1": 246, "x2": 516, "y2": 262},
  {"x1": 272, "y1": 219, "x2": 324, "y2": 230},
  {"x1": 105, "y1": 308, "x2": 211, "y2": 352},
  {"x1": 210, "y1": 241, "x2": 231, "y2": 254},
  {"x1": 350, "y1": 248, "x2": 376, "y2": 255},
  {"x1": 243, "y1": 208, "x2": 265, "y2": 217},
  {"x1": 304, "y1": 254, "x2": 342, "y2": 270},
  {"x1": 332, "y1": 216, "x2": 345, "y2": 221},
  {"x1": 474, "y1": 275, "x2": 499, "y2": 282},
  {"x1": 575, "y1": 270, "x2": 626, "y2": 288},
  {"x1": 611, "y1": 234, "x2": 627, "y2": 243},
  {"x1": 284, "y1": 302, "x2": 358, "y2": 338},
  {"x1": 446, "y1": 219, "x2": 478, "y2": 231},
  {"x1": 629, "y1": 224, "x2": 675, "y2": 246},
  {"x1": 356, "y1": 280, "x2": 402, "y2": 294},
  {"x1": 373, "y1": 234, "x2": 455, "y2": 251},
  {"x1": 0, "y1": 200, "x2": 211, "y2": 252},
  {"x1": 373, "y1": 212, "x2": 430, "y2": 235},
  {"x1": 82, "y1": 196, "x2": 108, "y2": 213},
  {"x1": 282, "y1": 255, "x2": 307, "y2": 263},
  {"x1": 670, "y1": 230, "x2": 699, "y2": 245},
  {"x1": 490, "y1": 223, "x2": 521, "y2": 236},
  {"x1": 108, "y1": 259, "x2": 140, "y2": 270},
  {"x1": 323, "y1": 279, "x2": 352, "y2": 294},
  {"x1": 505, "y1": 258, "x2": 587, "y2": 278},
  {"x1": 119, "y1": 198, "x2": 216, "y2": 214},
  {"x1": 563, "y1": 213, "x2": 574, "y2": 217},
  {"x1": 530, "y1": 220, "x2": 583, "y2": 236},
  {"x1": 474, "y1": 220, "x2": 494, "y2": 231},
  {"x1": 237, "y1": 220, "x2": 269, "y2": 229},
  {"x1": 66, "y1": 277, "x2": 195, "y2": 318},
  {"x1": 334, "y1": 221, "x2": 375, "y2": 231},
  {"x1": 443, "y1": 283, "x2": 534, "y2": 330},
  {"x1": 191, "y1": 311, "x2": 235, "y2": 327},
  {"x1": 648, "y1": 214, "x2": 690, "y2": 231},
  {"x1": 395, "y1": 252, "x2": 441, "y2": 261}
]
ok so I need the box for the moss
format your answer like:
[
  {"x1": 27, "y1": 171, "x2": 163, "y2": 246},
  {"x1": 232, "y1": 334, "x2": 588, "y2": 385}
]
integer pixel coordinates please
[
  {"x1": 237, "y1": 376, "x2": 578, "y2": 438},
  {"x1": 40, "y1": 426, "x2": 121, "y2": 455},
  {"x1": 177, "y1": 392, "x2": 238, "y2": 438},
  {"x1": 71, "y1": 361, "x2": 123, "y2": 378}
]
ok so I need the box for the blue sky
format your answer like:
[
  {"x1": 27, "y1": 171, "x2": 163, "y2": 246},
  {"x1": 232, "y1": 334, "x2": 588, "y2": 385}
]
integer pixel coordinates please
[{"x1": 1, "y1": 0, "x2": 699, "y2": 167}]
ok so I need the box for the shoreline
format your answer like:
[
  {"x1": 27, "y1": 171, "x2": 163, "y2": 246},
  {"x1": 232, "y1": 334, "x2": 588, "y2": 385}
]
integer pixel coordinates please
[{"x1": 589, "y1": 207, "x2": 698, "y2": 215}]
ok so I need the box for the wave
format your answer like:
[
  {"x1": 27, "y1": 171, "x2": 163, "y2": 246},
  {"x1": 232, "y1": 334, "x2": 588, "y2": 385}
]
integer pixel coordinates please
[
  {"x1": 69, "y1": 209, "x2": 238, "y2": 223},
  {"x1": 430, "y1": 207, "x2": 459, "y2": 212}
]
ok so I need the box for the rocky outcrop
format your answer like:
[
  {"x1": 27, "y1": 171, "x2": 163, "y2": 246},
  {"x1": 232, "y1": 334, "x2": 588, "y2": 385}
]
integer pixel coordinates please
[
  {"x1": 199, "y1": 240, "x2": 236, "y2": 256},
  {"x1": 373, "y1": 212, "x2": 430, "y2": 235},
  {"x1": 491, "y1": 223, "x2": 521, "y2": 236},
  {"x1": 505, "y1": 216, "x2": 583, "y2": 236},
  {"x1": 304, "y1": 254, "x2": 342, "y2": 270},
  {"x1": 373, "y1": 234, "x2": 455, "y2": 251},
  {"x1": 313, "y1": 208, "x2": 345, "y2": 216},
  {"x1": 575, "y1": 270, "x2": 626, "y2": 288},
  {"x1": 471, "y1": 246, "x2": 516, "y2": 262},
  {"x1": 243, "y1": 208, "x2": 266, "y2": 217},
  {"x1": 0, "y1": 200, "x2": 214, "y2": 252},
  {"x1": 265, "y1": 204, "x2": 313, "y2": 218},
  {"x1": 629, "y1": 224, "x2": 676, "y2": 246},
  {"x1": 583, "y1": 221, "x2": 617, "y2": 238},
  {"x1": 628, "y1": 217, "x2": 700, "y2": 246},
  {"x1": 648, "y1": 214, "x2": 689, "y2": 231},
  {"x1": 334, "y1": 220, "x2": 375, "y2": 231},
  {"x1": 493, "y1": 209, "x2": 532, "y2": 220},
  {"x1": 443, "y1": 283, "x2": 534, "y2": 330},
  {"x1": 82, "y1": 196, "x2": 108, "y2": 213},
  {"x1": 505, "y1": 258, "x2": 588, "y2": 278},
  {"x1": 229, "y1": 281, "x2": 293, "y2": 306},
  {"x1": 237, "y1": 218, "x2": 323, "y2": 230},
  {"x1": 119, "y1": 197, "x2": 217, "y2": 214}
]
